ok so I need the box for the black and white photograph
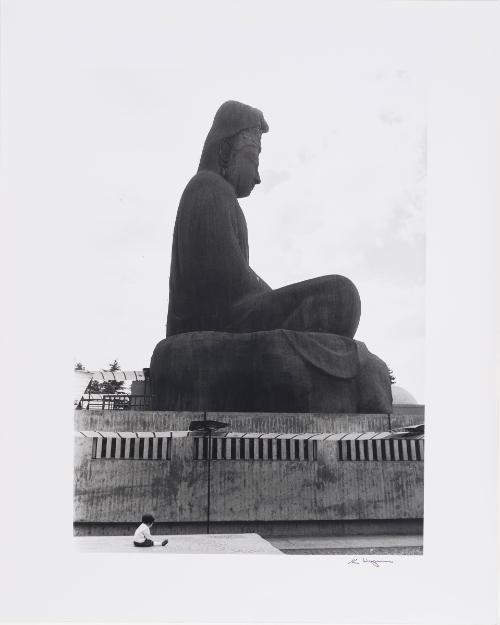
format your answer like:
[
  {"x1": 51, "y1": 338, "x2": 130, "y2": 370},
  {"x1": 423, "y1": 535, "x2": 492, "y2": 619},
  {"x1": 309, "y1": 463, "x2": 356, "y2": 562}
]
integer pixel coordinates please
[
  {"x1": 72, "y1": 5, "x2": 426, "y2": 557},
  {"x1": 0, "y1": 1, "x2": 498, "y2": 624}
]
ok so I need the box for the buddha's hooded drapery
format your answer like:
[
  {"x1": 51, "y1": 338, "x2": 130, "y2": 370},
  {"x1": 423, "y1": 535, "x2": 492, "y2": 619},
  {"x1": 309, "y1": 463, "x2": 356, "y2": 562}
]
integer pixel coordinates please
[{"x1": 198, "y1": 100, "x2": 269, "y2": 173}]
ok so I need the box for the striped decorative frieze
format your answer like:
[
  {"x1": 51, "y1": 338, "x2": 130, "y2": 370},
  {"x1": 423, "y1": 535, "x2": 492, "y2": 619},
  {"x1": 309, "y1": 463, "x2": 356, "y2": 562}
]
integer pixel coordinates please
[
  {"x1": 193, "y1": 436, "x2": 317, "y2": 461},
  {"x1": 77, "y1": 430, "x2": 424, "y2": 462},
  {"x1": 337, "y1": 434, "x2": 424, "y2": 462},
  {"x1": 91, "y1": 436, "x2": 171, "y2": 460}
]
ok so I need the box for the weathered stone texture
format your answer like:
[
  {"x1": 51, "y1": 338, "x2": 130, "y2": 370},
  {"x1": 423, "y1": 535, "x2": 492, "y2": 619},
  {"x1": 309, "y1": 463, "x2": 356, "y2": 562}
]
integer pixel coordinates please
[
  {"x1": 74, "y1": 422, "x2": 424, "y2": 525},
  {"x1": 151, "y1": 331, "x2": 392, "y2": 413}
]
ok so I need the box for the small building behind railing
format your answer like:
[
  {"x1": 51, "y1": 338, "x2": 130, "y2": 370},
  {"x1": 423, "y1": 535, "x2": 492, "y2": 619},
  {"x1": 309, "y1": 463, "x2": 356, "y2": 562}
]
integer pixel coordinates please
[
  {"x1": 77, "y1": 393, "x2": 152, "y2": 411},
  {"x1": 75, "y1": 368, "x2": 152, "y2": 410}
]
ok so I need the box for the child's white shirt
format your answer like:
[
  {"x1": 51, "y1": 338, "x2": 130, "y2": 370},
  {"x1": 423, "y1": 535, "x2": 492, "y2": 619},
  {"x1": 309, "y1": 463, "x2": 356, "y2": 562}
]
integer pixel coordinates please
[{"x1": 134, "y1": 523, "x2": 161, "y2": 546}]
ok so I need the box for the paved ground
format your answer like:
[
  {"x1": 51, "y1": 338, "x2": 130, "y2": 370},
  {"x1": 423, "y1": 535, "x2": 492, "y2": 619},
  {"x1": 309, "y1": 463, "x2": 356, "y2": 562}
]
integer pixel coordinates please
[
  {"x1": 74, "y1": 533, "x2": 282, "y2": 554},
  {"x1": 74, "y1": 533, "x2": 422, "y2": 555},
  {"x1": 268, "y1": 534, "x2": 423, "y2": 556}
]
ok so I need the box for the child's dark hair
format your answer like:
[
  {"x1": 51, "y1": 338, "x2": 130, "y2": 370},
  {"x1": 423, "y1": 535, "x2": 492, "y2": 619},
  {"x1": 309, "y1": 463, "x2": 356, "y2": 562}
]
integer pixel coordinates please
[{"x1": 142, "y1": 513, "x2": 155, "y2": 525}]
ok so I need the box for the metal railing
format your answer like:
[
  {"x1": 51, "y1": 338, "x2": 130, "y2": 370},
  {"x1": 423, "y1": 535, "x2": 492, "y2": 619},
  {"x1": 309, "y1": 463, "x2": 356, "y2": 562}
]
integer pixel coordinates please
[{"x1": 78, "y1": 394, "x2": 152, "y2": 411}]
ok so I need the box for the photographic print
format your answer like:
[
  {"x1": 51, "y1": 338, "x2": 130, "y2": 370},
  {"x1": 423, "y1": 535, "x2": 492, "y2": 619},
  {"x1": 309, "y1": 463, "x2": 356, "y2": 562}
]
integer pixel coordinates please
[
  {"x1": 1, "y1": 2, "x2": 497, "y2": 624},
  {"x1": 72, "y1": 4, "x2": 425, "y2": 557}
]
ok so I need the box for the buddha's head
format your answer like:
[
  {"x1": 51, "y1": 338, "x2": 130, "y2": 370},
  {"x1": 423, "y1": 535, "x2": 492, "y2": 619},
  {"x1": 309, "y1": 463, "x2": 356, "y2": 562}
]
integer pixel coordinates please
[
  {"x1": 198, "y1": 101, "x2": 269, "y2": 198},
  {"x1": 220, "y1": 128, "x2": 262, "y2": 198}
]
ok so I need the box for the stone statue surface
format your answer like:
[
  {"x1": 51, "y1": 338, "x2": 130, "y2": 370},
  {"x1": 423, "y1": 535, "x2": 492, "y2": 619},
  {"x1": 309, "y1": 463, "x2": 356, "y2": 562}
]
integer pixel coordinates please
[{"x1": 151, "y1": 101, "x2": 392, "y2": 413}]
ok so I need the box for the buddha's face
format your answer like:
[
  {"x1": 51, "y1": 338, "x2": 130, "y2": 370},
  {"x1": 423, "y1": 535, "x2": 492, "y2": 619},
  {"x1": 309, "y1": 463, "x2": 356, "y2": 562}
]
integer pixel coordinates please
[{"x1": 223, "y1": 131, "x2": 262, "y2": 198}]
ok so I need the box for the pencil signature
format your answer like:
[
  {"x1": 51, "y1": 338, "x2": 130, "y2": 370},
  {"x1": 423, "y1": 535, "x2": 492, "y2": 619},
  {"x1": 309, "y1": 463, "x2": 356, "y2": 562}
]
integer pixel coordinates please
[{"x1": 347, "y1": 557, "x2": 394, "y2": 568}]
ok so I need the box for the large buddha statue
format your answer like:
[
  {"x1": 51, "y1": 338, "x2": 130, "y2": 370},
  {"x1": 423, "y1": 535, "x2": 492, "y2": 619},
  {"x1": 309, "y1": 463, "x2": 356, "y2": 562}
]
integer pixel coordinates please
[{"x1": 150, "y1": 101, "x2": 392, "y2": 413}]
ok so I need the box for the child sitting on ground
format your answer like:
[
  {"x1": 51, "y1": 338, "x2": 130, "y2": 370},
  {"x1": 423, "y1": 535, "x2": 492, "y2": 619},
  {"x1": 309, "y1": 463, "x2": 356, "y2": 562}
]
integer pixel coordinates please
[{"x1": 133, "y1": 514, "x2": 168, "y2": 547}]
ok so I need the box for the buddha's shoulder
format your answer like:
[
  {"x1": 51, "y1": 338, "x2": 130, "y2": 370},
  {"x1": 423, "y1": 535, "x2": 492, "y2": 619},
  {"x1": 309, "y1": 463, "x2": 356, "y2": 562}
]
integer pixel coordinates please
[{"x1": 181, "y1": 171, "x2": 235, "y2": 201}]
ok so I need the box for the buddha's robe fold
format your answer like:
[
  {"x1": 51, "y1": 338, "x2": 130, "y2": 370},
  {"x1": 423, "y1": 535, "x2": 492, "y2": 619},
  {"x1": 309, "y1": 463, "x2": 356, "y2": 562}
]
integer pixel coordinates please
[{"x1": 167, "y1": 171, "x2": 361, "y2": 339}]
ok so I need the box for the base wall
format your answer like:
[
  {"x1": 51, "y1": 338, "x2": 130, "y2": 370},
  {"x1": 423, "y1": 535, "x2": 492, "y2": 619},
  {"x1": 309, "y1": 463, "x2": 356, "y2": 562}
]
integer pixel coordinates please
[
  {"x1": 74, "y1": 411, "x2": 424, "y2": 526},
  {"x1": 74, "y1": 518, "x2": 423, "y2": 537}
]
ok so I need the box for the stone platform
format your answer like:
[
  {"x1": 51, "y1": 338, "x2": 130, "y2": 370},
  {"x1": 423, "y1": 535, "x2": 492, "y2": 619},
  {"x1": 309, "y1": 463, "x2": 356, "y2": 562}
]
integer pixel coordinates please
[{"x1": 74, "y1": 533, "x2": 281, "y2": 554}]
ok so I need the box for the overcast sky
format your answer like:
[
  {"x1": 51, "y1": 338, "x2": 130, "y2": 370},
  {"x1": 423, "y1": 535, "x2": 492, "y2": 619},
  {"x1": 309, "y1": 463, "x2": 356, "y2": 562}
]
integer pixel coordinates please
[{"x1": 5, "y1": 2, "x2": 426, "y2": 399}]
